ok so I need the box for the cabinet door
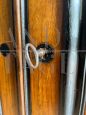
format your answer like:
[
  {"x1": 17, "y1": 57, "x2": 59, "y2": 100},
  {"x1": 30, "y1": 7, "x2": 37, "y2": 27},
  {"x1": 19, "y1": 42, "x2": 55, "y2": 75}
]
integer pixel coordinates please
[
  {"x1": 28, "y1": 0, "x2": 63, "y2": 115},
  {"x1": 0, "y1": 0, "x2": 19, "y2": 115}
]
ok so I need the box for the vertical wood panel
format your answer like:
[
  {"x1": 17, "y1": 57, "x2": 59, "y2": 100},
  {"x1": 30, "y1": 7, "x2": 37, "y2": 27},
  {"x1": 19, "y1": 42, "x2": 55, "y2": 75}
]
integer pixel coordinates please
[
  {"x1": 0, "y1": 0, "x2": 19, "y2": 115},
  {"x1": 28, "y1": 0, "x2": 63, "y2": 115}
]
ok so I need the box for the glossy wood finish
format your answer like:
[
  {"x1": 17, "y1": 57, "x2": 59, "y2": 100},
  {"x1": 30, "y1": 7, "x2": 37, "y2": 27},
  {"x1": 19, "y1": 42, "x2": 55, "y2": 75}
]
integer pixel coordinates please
[
  {"x1": 13, "y1": 0, "x2": 25, "y2": 115},
  {"x1": 28, "y1": 0, "x2": 63, "y2": 115},
  {"x1": 0, "y1": 0, "x2": 19, "y2": 115}
]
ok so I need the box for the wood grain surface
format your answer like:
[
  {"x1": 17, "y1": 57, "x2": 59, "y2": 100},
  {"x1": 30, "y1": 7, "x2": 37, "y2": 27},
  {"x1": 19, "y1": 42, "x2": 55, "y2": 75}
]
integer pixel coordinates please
[
  {"x1": 28, "y1": 0, "x2": 63, "y2": 115},
  {"x1": 0, "y1": 0, "x2": 19, "y2": 115}
]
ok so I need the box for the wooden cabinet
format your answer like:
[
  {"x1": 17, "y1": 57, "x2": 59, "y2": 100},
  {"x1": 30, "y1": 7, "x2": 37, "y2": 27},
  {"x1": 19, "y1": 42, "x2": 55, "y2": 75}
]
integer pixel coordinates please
[{"x1": 0, "y1": 0, "x2": 86, "y2": 115}]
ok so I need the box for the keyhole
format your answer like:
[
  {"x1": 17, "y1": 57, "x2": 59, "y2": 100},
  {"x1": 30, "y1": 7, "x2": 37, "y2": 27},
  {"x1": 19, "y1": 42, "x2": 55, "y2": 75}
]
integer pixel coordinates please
[
  {"x1": 37, "y1": 43, "x2": 54, "y2": 63},
  {"x1": 0, "y1": 43, "x2": 10, "y2": 56}
]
